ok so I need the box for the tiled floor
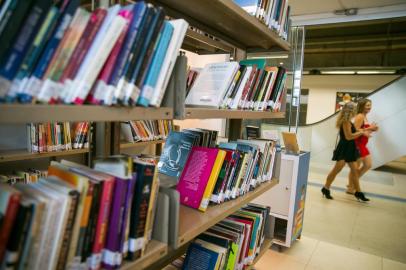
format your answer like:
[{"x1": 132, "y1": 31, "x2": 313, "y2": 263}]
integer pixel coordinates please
[{"x1": 255, "y1": 160, "x2": 406, "y2": 270}]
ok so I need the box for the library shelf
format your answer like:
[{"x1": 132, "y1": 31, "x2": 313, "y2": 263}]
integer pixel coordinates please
[
  {"x1": 0, "y1": 105, "x2": 173, "y2": 123},
  {"x1": 177, "y1": 179, "x2": 278, "y2": 247},
  {"x1": 184, "y1": 107, "x2": 285, "y2": 119},
  {"x1": 246, "y1": 238, "x2": 273, "y2": 270},
  {"x1": 120, "y1": 240, "x2": 168, "y2": 270},
  {"x1": 153, "y1": 0, "x2": 290, "y2": 51},
  {"x1": 0, "y1": 148, "x2": 89, "y2": 163},
  {"x1": 120, "y1": 139, "x2": 166, "y2": 150}
]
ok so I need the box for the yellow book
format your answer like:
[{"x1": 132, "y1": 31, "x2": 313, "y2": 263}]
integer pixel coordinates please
[{"x1": 198, "y1": 149, "x2": 226, "y2": 212}]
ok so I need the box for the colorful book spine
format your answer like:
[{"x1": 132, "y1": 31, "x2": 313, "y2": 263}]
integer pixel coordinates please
[
  {"x1": 0, "y1": 191, "x2": 21, "y2": 261},
  {"x1": 89, "y1": 178, "x2": 114, "y2": 270},
  {"x1": 89, "y1": 9, "x2": 132, "y2": 105},
  {"x1": 138, "y1": 21, "x2": 174, "y2": 107},
  {"x1": 0, "y1": 0, "x2": 52, "y2": 100}
]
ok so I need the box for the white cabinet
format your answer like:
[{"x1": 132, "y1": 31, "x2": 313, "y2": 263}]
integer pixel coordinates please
[{"x1": 253, "y1": 151, "x2": 310, "y2": 247}]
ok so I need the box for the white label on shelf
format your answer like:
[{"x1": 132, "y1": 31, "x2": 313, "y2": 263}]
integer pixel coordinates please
[
  {"x1": 231, "y1": 189, "x2": 237, "y2": 199},
  {"x1": 123, "y1": 241, "x2": 128, "y2": 253},
  {"x1": 102, "y1": 249, "x2": 115, "y2": 266},
  {"x1": 104, "y1": 85, "x2": 116, "y2": 105},
  {"x1": 89, "y1": 253, "x2": 102, "y2": 270},
  {"x1": 28, "y1": 77, "x2": 43, "y2": 97},
  {"x1": 7, "y1": 79, "x2": 20, "y2": 98},
  {"x1": 0, "y1": 76, "x2": 11, "y2": 97},
  {"x1": 93, "y1": 80, "x2": 107, "y2": 102},
  {"x1": 200, "y1": 198, "x2": 209, "y2": 209}
]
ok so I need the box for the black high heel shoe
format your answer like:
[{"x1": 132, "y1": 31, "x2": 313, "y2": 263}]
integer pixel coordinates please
[
  {"x1": 354, "y1": 191, "x2": 370, "y2": 202},
  {"x1": 321, "y1": 187, "x2": 333, "y2": 199}
]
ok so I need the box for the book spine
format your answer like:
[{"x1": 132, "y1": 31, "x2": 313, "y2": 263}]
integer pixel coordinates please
[
  {"x1": 102, "y1": 178, "x2": 127, "y2": 269},
  {"x1": 120, "y1": 174, "x2": 136, "y2": 263},
  {"x1": 142, "y1": 170, "x2": 159, "y2": 254},
  {"x1": 0, "y1": 193, "x2": 21, "y2": 261},
  {"x1": 89, "y1": 10, "x2": 132, "y2": 105},
  {"x1": 59, "y1": 8, "x2": 107, "y2": 84},
  {"x1": 138, "y1": 22, "x2": 174, "y2": 107},
  {"x1": 70, "y1": 14, "x2": 127, "y2": 104},
  {"x1": 128, "y1": 164, "x2": 154, "y2": 261},
  {"x1": 56, "y1": 191, "x2": 80, "y2": 270},
  {"x1": 0, "y1": 1, "x2": 51, "y2": 99},
  {"x1": 90, "y1": 179, "x2": 114, "y2": 270}
]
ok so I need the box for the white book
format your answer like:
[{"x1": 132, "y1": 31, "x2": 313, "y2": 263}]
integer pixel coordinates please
[
  {"x1": 149, "y1": 19, "x2": 188, "y2": 107},
  {"x1": 62, "y1": 5, "x2": 123, "y2": 103},
  {"x1": 185, "y1": 62, "x2": 239, "y2": 108},
  {"x1": 258, "y1": 69, "x2": 277, "y2": 111},
  {"x1": 229, "y1": 66, "x2": 252, "y2": 109},
  {"x1": 265, "y1": 0, "x2": 274, "y2": 26}
]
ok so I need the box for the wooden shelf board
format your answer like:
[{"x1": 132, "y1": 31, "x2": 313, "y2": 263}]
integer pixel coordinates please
[
  {"x1": 120, "y1": 240, "x2": 168, "y2": 270},
  {"x1": 177, "y1": 179, "x2": 278, "y2": 246},
  {"x1": 184, "y1": 108, "x2": 285, "y2": 119},
  {"x1": 120, "y1": 140, "x2": 166, "y2": 150},
  {"x1": 0, "y1": 105, "x2": 173, "y2": 123},
  {"x1": 246, "y1": 238, "x2": 273, "y2": 270},
  {"x1": 154, "y1": 0, "x2": 290, "y2": 51},
  {"x1": 0, "y1": 148, "x2": 89, "y2": 163}
]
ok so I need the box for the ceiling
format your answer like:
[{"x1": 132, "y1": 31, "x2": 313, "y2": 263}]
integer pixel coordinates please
[{"x1": 290, "y1": 0, "x2": 406, "y2": 16}]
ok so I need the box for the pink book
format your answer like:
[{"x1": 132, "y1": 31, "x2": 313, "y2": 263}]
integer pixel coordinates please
[
  {"x1": 87, "y1": 10, "x2": 133, "y2": 105},
  {"x1": 176, "y1": 147, "x2": 219, "y2": 209}
]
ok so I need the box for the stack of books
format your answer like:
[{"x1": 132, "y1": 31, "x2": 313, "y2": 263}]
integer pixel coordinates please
[
  {"x1": 27, "y1": 121, "x2": 89, "y2": 152},
  {"x1": 0, "y1": 1, "x2": 188, "y2": 107},
  {"x1": 0, "y1": 156, "x2": 160, "y2": 269},
  {"x1": 158, "y1": 129, "x2": 277, "y2": 212},
  {"x1": 0, "y1": 169, "x2": 48, "y2": 184},
  {"x1": 234, "y1": 0, "x2": 291, "y2": 40},
  {"x1": 168, "y1": 203, "x2": 271, "y2": 269},
  {"x1": 121, "y1": 119, "x2": 173, "y2": 143},
  {"x1": 185, "y1": 59, "x2": 287, "y2": 111}
]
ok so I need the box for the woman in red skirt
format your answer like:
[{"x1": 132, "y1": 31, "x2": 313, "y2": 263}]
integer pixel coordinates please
[{"x1": 346, "y1": 98, "x2": 379, "y2": 194}]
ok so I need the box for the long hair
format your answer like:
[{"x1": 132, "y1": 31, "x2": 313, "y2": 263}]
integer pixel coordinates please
[
  {"x1": 357, "y1": 98, "x2": 372, "y2": 114},
  {"x1": 336, "y1": 102, "x2": 356, "y2": 128}
]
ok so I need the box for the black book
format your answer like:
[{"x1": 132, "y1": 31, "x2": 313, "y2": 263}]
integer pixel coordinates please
[
  {"x1": 128, "y1": 160, "x2": 155, "y2": 260},
  {"x1": 0, "y1": 0, "x2": 34, "y2": 62}
]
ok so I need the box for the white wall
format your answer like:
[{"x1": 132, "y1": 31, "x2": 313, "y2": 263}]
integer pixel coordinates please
[{"x1": 303, "y1": 75, "x2": 398, "y2": 124}]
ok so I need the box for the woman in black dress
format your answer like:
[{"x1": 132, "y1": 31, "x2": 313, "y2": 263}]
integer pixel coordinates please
[{"x1": 321, "y1": 102, "x2": 371, "y2": 201}]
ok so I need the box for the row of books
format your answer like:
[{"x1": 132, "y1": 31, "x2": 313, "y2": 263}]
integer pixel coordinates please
[
  {"x1": 169, "y1": 203, "x2": 271, "y2": 270},
  {"x1": 234, "y1": 0, "x2": 291, "y2": 40},
  {"x1": 186, "y1": 67, "x2": 201, "y2": 97},
  {"x1": 27, "y1": 122, "x2": 89, "y2": 153},
  {"x1": 0, "y1": 156, "x2": 160, "y2": 270},
  {"x1": 0, "y1": 169, "x2": 48, "y2": 185},
  {"x1": 158, "y1": 129, "x2": 277, "y2": 212},
  {"x1": 0, "y1": 0, "x2": 188, "y2": 107},
  {"x1": 185, "y1": 59, "x2": 287, "y2": 111},
  {"x1": 121, "y1": 120, "x2": 173, "y2": 143}
]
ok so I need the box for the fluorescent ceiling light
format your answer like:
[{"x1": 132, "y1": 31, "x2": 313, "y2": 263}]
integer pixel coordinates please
[
  {"x1": 321, "y1": 71, "x2": 356, "y2": 75},
  {"x1": 248, "y1": 54, "x2": 289, "y2": 59},
  {"x1": 356, "y1": 70, "x2": 396, "y2": 74}
]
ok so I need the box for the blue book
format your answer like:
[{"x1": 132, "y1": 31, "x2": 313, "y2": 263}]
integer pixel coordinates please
[
  {"x1": 158, "y1": 131, "x2": 196, "y2": 179},
  {"x1": 18, "y1": 0, "x2": 80, "y2": 103},
  {"x1": 137, "y1": 21, "x2": 173, "y2": 107},
  {"x1": 0, "y1": 0, "x2": 52, "y2": 101},
  {"x1": 233, "y1": 0, "x2": 260, "y2": 16},
  {"x1": 108, "y1": 2, "x2": 147, "y2": 87},
  {"x1": 182, "y1": 242, "x2": 219, "y2": 270}
]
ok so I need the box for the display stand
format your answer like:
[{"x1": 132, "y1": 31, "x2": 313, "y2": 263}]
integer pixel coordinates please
[{"x1": 253, "y1": 151, "x2": 310, "y2": 247}]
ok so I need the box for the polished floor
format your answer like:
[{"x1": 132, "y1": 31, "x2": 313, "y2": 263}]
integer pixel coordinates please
[{"x1": 255, "y1": 160, "x2": 406, "y2": 270}]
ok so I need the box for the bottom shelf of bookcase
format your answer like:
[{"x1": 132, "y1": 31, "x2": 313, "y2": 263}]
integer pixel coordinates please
[
  {"x1": 0, "y1": 148, "x2": 89, "y2": 163},
  {"x1": 120, "y1": 240, "x2": 168, "y2": 270},
  {"x1": 246, "y1": 238, "x2": 273, "y2": 270}
]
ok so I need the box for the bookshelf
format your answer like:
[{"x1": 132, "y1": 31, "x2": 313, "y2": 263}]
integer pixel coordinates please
[
  {"x1": 120, "y1": 140, "x2": 166, "y2": 150},
  {"x1": 177, "y1": 180, "x2": 278, "y2": 246},
  {"x1": 153, "y1": 0, "x2": 290, "y2": 51},
  {"x1": 0, "y1": 105, "x2": 173, "y2": 123},
  {"x1": 185, "y1": 108, "x2": 286, "y2": 119},
  {"x1": 0, "y1": 148, "x2": 89, "y2": 163}
]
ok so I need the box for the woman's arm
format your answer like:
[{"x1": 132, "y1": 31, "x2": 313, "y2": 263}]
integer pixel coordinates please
[
  {"x1": 343, "y1": 121, "x2": 367, "y2": 140},
  {"x1": 353, "y1": 114, "x2": 364, "y2": 130}
]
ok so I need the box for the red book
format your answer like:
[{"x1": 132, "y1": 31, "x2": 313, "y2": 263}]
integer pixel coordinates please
[
  {"x1": 88, "y1": 10, "x2": 133, "y2": 105},
  {"x1": 239, "y1": 65, "x2": 257, "y2": 109},
  {"x1": 59, "y1": 8, "x2": 107, "y2": 83},
  {"x1": 0, "y1": 185, "x2": 21, "y2": 261}
]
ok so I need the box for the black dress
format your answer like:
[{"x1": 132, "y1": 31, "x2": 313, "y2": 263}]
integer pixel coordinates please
[{"x1": 332, "y1": 122, "x2": 360, "y2": 162}]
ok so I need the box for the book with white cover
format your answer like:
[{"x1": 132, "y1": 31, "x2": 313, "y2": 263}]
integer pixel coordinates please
[
  {"x1": 185, "y1": 61, "x2": 239, "y2": 108},
  {"x1": 229, "y1": 66, "x2": 252, "y2": 109},
  {"x1": 61, "y1": 5, "x2": 125, "y2": 104},
  {"x1": 149, "y1": 19, "x2": 188, "y2": 107}
]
